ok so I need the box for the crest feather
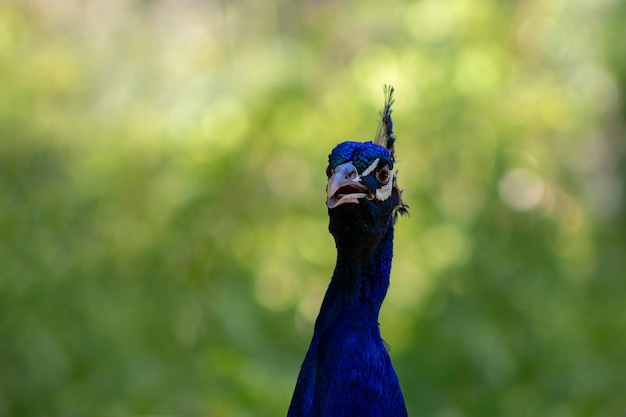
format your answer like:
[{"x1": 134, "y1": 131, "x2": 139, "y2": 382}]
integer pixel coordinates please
[{"x1": 374, "y1": 85, "x2": 396, "y2": 161}]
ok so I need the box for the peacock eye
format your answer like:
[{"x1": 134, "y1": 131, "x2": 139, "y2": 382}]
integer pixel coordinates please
[
  {"x1": 376, "y1": 165, "x2": 391, "y2": 184},
  {"x1": 326, "y1": 165, "x2": 333, "y2": 178}
]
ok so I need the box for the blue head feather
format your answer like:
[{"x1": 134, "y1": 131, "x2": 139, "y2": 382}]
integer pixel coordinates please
[{"x1": 328, "y1": 141, "x2": 392, "y2": 174}]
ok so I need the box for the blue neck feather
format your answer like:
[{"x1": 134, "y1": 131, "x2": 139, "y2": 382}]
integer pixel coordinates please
[
  {"x1": 317, "y1": 223, "x2": 393, "y2": 330},
  {"x1": 287, "y1": 215, "x2": 407, "y2": 417}
]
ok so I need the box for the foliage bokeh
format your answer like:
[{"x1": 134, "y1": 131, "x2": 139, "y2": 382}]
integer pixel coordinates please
[{"x1": 1, "y1": 0, "x2": 625, "y2": 416}]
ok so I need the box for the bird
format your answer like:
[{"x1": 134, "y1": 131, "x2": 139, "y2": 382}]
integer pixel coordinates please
[{"x1": 287, "y1": 86, "x2": 409, "y2": 417}]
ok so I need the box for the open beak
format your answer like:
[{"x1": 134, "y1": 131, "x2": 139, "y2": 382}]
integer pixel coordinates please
[{"x1": 326, "y1": 162, "x2": 374, "y2": 209}]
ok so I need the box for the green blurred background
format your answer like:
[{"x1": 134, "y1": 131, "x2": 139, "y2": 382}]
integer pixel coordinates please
[{"x1": 1, "y1": 0, "x2": 625, "y2": 416}]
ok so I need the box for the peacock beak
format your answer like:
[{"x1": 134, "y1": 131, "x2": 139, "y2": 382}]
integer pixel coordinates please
[{"x1": 326, "y1": 162, "x2": 374, "y2": 209}]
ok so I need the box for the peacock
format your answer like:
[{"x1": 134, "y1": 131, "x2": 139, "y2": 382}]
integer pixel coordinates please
[{"x1": 287, "y1": 86, "x2": 409, "y2": 417}]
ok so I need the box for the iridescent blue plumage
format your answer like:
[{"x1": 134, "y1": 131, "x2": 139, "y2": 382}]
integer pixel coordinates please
[
  {"x1": 328, "y1": 141, "x2": 392, "y2": 174},
  {"x1": 287, "y1": 87, "x2": 408, "y2": 417}
]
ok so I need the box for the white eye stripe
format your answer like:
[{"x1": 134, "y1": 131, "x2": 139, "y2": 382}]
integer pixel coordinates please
[
  {"x1": 375, "y1": 173, "x2": 394, "y2": 201},
  {"x1": 361, "y1": 158, "x2": 380, "y2": 177}
]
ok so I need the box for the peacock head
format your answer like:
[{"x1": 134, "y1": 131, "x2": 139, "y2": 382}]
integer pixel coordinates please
[
  {"x1": 325, "y1": 87, "x2": 407, "y2": 251},
  {"x1": 325, "y1": 140, "x2": 406, "y2": 249}
]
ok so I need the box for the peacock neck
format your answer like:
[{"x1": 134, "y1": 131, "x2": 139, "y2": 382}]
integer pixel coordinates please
[{"x1": 317, "y1": 221, "x2": 395, "y2": 329}]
